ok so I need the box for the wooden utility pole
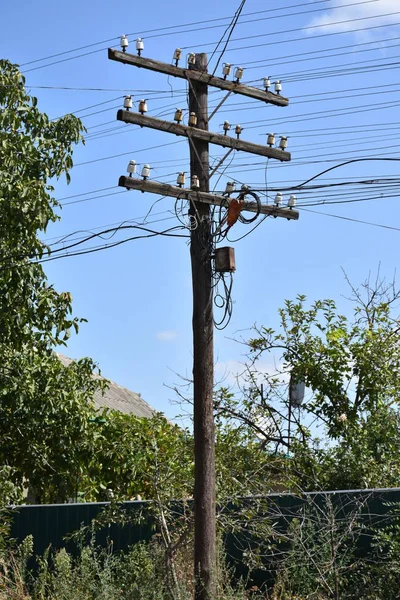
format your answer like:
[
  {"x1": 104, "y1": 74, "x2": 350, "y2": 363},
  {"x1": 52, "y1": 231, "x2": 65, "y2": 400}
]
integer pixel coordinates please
[
  {"x1": 109, "y1": 44, "x2": 296, "y2": 600},
  {"x1": 187, "y1": 53, "x2": 215, "y2": 600}
]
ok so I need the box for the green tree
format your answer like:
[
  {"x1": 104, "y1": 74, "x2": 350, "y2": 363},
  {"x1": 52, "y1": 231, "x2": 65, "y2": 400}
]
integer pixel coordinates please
[
  {"x1": 80, "y1": 412, "x2": 194, "y2": 502},
  {"x1": 0, "y1": 59, "x2": 106, "y2": 502},
  {"x1": 216, "y1": 275, "x2": 400, "y2": 491}
]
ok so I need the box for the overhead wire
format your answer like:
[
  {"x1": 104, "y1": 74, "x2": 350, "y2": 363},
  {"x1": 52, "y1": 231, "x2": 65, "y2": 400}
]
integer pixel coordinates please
[
  {"x1": 19, "y1": 0, "x2": 356, "y2": 72},
  {"x1": 0, "y1": 225, "x2": 189, "y2": 272},
  {"x1": 244, "y1": 42, "x2": 400, "y2": 75},
  {"x1": 35, "y1": 29, "x2": 397, "y2": 136},
  {"x1": 205, "y1": 84, "x2": 400, "y2": 116},
  {"x1": 181, "y1": 9, "x2": 400, "y2": 50},
  {"x1": 19, "y1": 0, "x2": 399, "y2": 87},
  {"x1": 51, "y1": 95, "x2": 122, "y2": 120},
  {"x1": 19, "y1": 1, "x2": 335, "y2": 67},
  {"x1": 244, "y1": 34, "x2": 400, "y2": 70},
  {"x1": 74, "y1": 139, "x2": 185, "y2": 167},
  {"x1": 74, "y1": 76, "x2": 400, "y2": 145},
  {"x1": 66, "y1": 136, "x2": 400, "y2": 175},
  {"x1": 296, "y1": 191, "x2": 400, "y2": 208},
  {"x1": 211, "y1": 20, "x2": 400, "y2": 57},
  {"x1": 262, "y1": 56, "x2": 400, "y2": 85},
  {"x1": 299, "y1": 207, "x2": 400, "y2": 232},
  {"x1": 47, "y1": 217, "x2": 178, "y2": 253},
  {"x1": 25, "y1": 85, "x2": 178, "y2": 93},
  {"x1": 26, "y1": 32, "x2": 400, "y2": 98},
  {"x1": 43, "y1": 209, "x2": 175, "y2": 244},
  {"x1": 210, "y1": 0, "x2": 247, "y2": 77},
  {"x1": 61, "y1": 189, "x2": 126, "y2": 206},
  {"x1": 243, "y1": 100, "x2": 400, "y2": 129},
  {"x1": 3, "y1": 0, "x2": 400, "y2": 358},
  {"x1": 37, "y1": 227, "x2": 189, "y2": 264},
  {"x1": 51, "y1": 92, "x2": 400, "y2": 169},
  {"x1": 123, "y1": 88, "x2": 399, "y2": 140},
  {"x1": 58, "y1": 89, "x2": 189, "y2": 124},
  {"x1": 224, "y1": 145, "x2": 400, "y2": 170},
  {"x1": 254, "y1": 158, "x2": 400, "y2": 190},
  {"x1": 18, "y1": 6, "x2": 400, "y2": 268}
]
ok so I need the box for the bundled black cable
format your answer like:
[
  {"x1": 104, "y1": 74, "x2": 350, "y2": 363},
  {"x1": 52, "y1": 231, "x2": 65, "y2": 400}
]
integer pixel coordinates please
[{"x1": 237, "y1": 188, "x2": 261, "y2": 224}]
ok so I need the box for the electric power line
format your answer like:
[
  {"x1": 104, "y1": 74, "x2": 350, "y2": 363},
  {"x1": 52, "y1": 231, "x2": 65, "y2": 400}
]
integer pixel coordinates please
[
  {"x1": 18, "y1": 0, "x2": 351, "y2": 72},
  {"x1": 300, "y1": 207, "x2": 400, "y2": 232}
]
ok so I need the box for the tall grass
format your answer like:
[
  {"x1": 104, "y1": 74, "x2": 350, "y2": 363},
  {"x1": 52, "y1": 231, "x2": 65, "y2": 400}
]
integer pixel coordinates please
[{"x1": 0, "y1": 535, "x2": 258, "y2": 600}]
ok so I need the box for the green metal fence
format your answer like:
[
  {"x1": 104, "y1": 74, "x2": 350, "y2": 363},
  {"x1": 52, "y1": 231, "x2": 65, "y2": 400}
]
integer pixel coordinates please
[
  {"x1": 9, "y1": 487, "x2": 400, "y2": 586},
  {"x1": 9, "y1": 500, "x2": 154, "y2": 558}
]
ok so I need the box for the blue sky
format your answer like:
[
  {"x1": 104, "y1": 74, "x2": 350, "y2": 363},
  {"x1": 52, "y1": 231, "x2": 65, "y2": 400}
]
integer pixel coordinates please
[{"x1": 1, "y1": 0, "x2": 400, "y2": 420}]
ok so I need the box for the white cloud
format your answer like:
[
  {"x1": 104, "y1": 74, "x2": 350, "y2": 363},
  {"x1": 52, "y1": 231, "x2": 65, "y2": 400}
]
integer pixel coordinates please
[
  {"x1": 215, "y1": 359, "x2": 246, "y2": 386},
  {"x1": 156, "y1": 330, "x2": 178, "y2": 342},
  {"x1": 215, "y1": 357, "x2": 288, "y2": 388},
  {"x1": 306, "y1": 0, "x2": 399, "y2": 35}
]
